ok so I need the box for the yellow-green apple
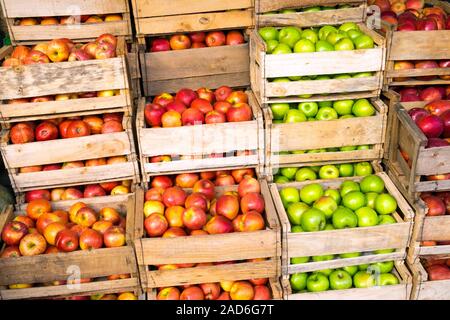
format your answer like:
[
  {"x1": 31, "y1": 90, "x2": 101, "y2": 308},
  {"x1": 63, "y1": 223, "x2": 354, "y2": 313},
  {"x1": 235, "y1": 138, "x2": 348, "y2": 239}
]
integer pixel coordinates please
[{"x1": 47, "y1": 39, "x2": 70, "y2": 62}]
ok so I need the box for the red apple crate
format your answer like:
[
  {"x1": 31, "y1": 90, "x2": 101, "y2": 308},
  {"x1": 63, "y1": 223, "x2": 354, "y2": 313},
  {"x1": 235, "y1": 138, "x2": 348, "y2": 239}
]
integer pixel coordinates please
[
  {"x1": 408, "y1": 259, "x2": 450, "y2": 300},
  {"x1": 1, "y1": 0, "x2": 132, "y2": 45},
  {"x1": 382, "y1": 0, "x2": 450, "y2": 89},
  {"x1": 256, "y1": 0, "x2": 367, "y2": 28},
  {"x1": 263, "y1": 98, "x2": 387, "y2": 171},
  {"x1": 135, "y1": 91, "x2": 264, "y2": 181},
  {"x1": 145, "y1": 278, "x2": 284, "y2": 300},
  {"x1": 131, "y1": 0, "x2": 254, "y2": 38},
  {"x1": 250, "y1": 22, "x2": 385, "y2": 105},
  {"x1": 133, "y1": 179, "x2": 281, "y2": 291},
  {"x1": 138, "y1": 40, "x2": 251, "y2": 97},
  {"x1": 0, "y1": 111, "x2": 140, "y2": 193},
  {"x1": 384, "y1": 92, "x2": 450, "y2": 202},
  {"x1": 0, "y1": 38, "x2": 134, "y2": 123},
  {"x1": 281, "y1": 260, "x2": 412, "y2": 300},
  {"x1": 270, "y1": 172, "x2": 414, "y2": 276},
  {"x1": 0, "y1": 190, "x2": 142, "y2": 300}
]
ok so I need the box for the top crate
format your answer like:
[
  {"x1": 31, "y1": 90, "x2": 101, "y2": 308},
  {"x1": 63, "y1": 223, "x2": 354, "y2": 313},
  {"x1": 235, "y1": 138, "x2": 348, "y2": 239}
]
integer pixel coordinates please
[
  {"x1": 256, "y1": 0, "x2": 367, "y2": 27},
  {"x1": 1, "y1": 0, "x2": 132, "y2": 45},
  {"x1": 131, "y1": 0, "x2": 255, "y2": 37}
]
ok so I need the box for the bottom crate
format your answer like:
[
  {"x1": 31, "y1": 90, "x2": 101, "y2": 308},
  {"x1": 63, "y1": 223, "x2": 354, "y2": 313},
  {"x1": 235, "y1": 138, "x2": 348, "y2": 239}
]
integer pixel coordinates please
[
  {"x1": 410, "y1": 259, "x2": 450, "y2": 300},
  {"x1": 282, "y1": 261, "x2": 412, "y2": 300}
]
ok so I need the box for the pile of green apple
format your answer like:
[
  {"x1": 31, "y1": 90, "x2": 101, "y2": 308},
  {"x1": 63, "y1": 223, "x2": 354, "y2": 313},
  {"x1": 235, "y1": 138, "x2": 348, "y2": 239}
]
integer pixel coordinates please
[
  {"x1": 264, "y1": 4, "x2": 353, "y2": 15},
  {"x1": 280, "y1": 175, "x2": 399, "y2": 231},
  {"x1": 258, "y1": 22, "x2": 375, "y2": 55},
  {"x1": 274, "y1": 162, "x2": 374, "y2": 184},
  {"x1": 275, "y1": 145, "x2": 372, "y2": 155},
  {"x1": 290, "y1": 261, "x2": 400, "y2": 293},
  {"x1": 271, "y1": 98, "x2": 376, "y2": 122}
]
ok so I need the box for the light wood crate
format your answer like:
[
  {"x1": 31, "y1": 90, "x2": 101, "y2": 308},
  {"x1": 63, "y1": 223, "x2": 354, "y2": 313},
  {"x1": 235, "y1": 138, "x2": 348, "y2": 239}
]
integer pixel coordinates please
[{"x1": 409, "y1": 260, "x2": 450, "y2": 300}]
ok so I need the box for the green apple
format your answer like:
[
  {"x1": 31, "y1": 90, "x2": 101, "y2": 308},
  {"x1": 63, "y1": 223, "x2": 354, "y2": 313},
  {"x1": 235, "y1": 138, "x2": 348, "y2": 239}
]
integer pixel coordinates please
[
  {"x1": 327, "y1": 147, "x2": 339, "y2": 152},
  {"x1": 313, "y1": 196, "x2": 338, "y2": 219},
  {"x1": 292, "y1": 150, "x2": 306, "y2": 154},
  {"x1": 292, "y1": 225, "x2": 304, "y2": 233},
  {"x1": 284, "y1": 109, "x2": 307, "y2": 123},
  {"x1": 300, "y1": 183, "x2": 324, "y2": 204},
  {"x1": 307, "y1": 118, "x2": 316, "y2": 122},
  {"x1": 379, "y1": 273, "x2": 399, "y2": 286},
  {"x1": 273, "y1": 120, "x2": 284, "y2": 124},
  {"x1": 266, "y1": 39, "x2": 279, "y2": 53},
  {"x1": 294, "y1": 39, "x2": 316, "y2": 53},
  {"x1": 338, "y1": 164, "x2": 354, "y2": 177},
  {"x1": 306, "y1": 273, "x2": 330, "y2": 292},
  {"x1": 271, "y1": 103, "x2": 290, "y2": 120},
  {"x1": 280, "y1": 9, "x2": 297, "y2": 13},
  {"x1": 339, "y1": 252, "x2": 361, "y2": 258},
  {"x1": 303, "y1": 6, "x2": 321, "y2": 12},
  {"x1": 316, "y1": 75, "x2": 331, "y2": 81},
  {"x1": 272, "y1": 43, "x2": 293, "y2": 54},
  {"x1": 326, "y1": 31, "x2": 348, "y2": 45},
  {"x1": 318, "y1": 25, "x2": 338, "y2": 41},
  {"x1": 308, "y1": 149, "x2": 327, "y2": 153},
  {"x1": 291, "y1": 256, "x2": 310, "y2": 264},
  {"x1": 319, "y1": 165, "x2": 340, "y2": 179},
  {"x1": 300, "y1": 208, "x2": 326, "y2": 231},
  {"x1": 354, "y1": 162, "x2": 373, "y2": 176},
  {"x1": 357, "y1": 145, "x2": 370, "y2": 150},
  {"x1": 295, "y1": 167, "x2": 317, "y2": 182},
  {"x1": 340, "y1": 146, "x2": 357, "y2": 152},
  {"x1": 365, "y1": 192, "x2": 378, "y2": 209},
  {"x1": 322, "y1": 6, "x2": 335, "y2": 10},
  {"x1": 340, "y1": 115, "x2": 355, "y2": 119},
  {"x1": 378, "y1": 215, "x2": 396, "y2": 225},
  {"x1": 339, "y1": 180, "x2": 360, "y2": 197},
  {"x1": 332, "y1": 206, "x2": 358, "y2": 229},
  {"x1": 315, "y1": 40, "x2": 335, "y2": 52},
  {"x1": 339, "y1": 22, "x2": 360, "y2": 32},
  {"x1": 287, "y1": 202, "x2": 310, "y2": 225},
  {"x1": 272, "y1": 77, "x2": 291, "y2": 83},
  {"x1": 341, "y1": 265, "x2": 358, "y2": 276},
  {"x1": 259, "y1": 27, "x2": 279, "y2": 42},
  {"x1": 353, "y1": 72, "x2": 373, "y2": 78},
  {"x1": 335, "y1": 38, "x2": 355, "y2": 51},
  {"x1": 332, "y1": 100, "x2": 354, "y2": 116},
  {"x1": 355, "y1": 207, "x2": 379, "y2": 227},
  {"x1": 278, "y1": 26, "x2": 302, "y2": 48},
  {"x1": 298, "y1": 102, "x2": 319, "y2": 117},
  {"x1": 318, "y1": 101, "x2": 333, "y2": 108},
  {"x1": 316, "y1": 107, "x2": 338, "y2": 120},
  {"x1": 354, "y1": 34, "x2": 374, "y2": 49},
  {"x1": 333, "y1": 74, "x2": 352, "y2": 79},
  {"x1": 329, "y1": 270, "x2": 353, "y2": 290},
  {"x1": 374, "y1": 248, "x2": 395, "y2": 254},
  {"x1": 325, "y1": 223, "x2": 335, "y2": 230},
  {"x1": 309, "y1": 166, "x2": 321, "y2": 173},
  {"x1": 312, "y1": 254, "x2": 334, "y2": 262},
  {"x1": 290, "y1": 273, "x2": 308, "y2": 291},
  {"x1": 342, "y1": 191, "x2": 367, "y2": 211},
  {"x1": 375, "y1": 194, "x2": 397, "y2": 215},
  {"x1": 301, "y1": 29, "x2": 318, "y2": 43},
  {"x1": 370, "y1": 261, "x2": 394, "y2": 274},
  {"x1": 360, "y1": 175, "x2": 385, "y2": 193},
  {"x1": 353, "y1": 271, "x2": 376, "y2": 288},
  {"x1": 352, "y1": 99, "x2": 375, "y2": 117},
  {"x1": 324, "y1": 189, "x2": 341, "y2": 204},
  {"x1": 289, "y1": 76, "x2": 302, "y2": 81},
  {"x1": 314, "y1": 269, "x2": 333, "y2": 277},
  {"x1": 274, "y1": 175, "x2": 290, "y2": 184},
  {"x1": 347, "y1": 29, "x2": 363, "y2": 41},
  {"x1": 280, "y1": 167, "x2": 298, "y2": 180},
  {"x1": 280, "y1": 187, "x2": 300, "y2": 208}
]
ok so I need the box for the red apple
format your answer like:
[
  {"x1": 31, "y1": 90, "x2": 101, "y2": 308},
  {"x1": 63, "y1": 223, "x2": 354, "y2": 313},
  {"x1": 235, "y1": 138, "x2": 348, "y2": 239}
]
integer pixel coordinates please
[
  {"x1": 238, "y1": 176, "x2": 261, "y2": 197},
  {"x1": 182, "y1": 207, "x2": 207, "y2": 230},
  {"x1": 417, "y1": 115, "x2": 444, "y2": 138},
  {"x1": 226, "y1": 103, "x2": 253, "y2": 122},
  {"x1": 23, "y1": 50, "x2": 50, "y2": 65},
  {"x1": 241, "y1": 192, "x2": 265, "y2": 214},
  {"x1": 83, "y1": 184, "x2": 107, "y2": 198},
  {"x1": 240, "y1": 211, "x2": 265, "y2": 232},
  {"x1": 75, "y1": 207, "x2": 98, "y2": 227},
  {"x1": 215, "y1": 86, "x2": 233, "y2": 102},
  {"x1": 2, "y1": 221, "x2": 28, "y2": 245},
  {"x1": 61, "y1": 188, "x2": 83, "y2": 200},
  {"x1": 205, "y1": 110, "x2": 226, "y2": 124},
  {"x1": 151, "y1": 176, "x2": 173, "y2": 189},
  {"x1": 401, "y1": 93, "x2": 421, "y2": 102},
  {"x1": 19, "y1": 233, "x2": 47, "y2": 256},
  {"x1": 181, "y1": 108, "x2": 205, "y2": 126},
  {"x1": 176, "y1": 88, "x2": 198, "y2": 106},
  {"x1": 151, "y1": 38, "x2": 171, "y2": 52},
  {"x1": 96, "y1": 34, "x2": 118, "y2": 49},
  {"x1": 423, "y1": 195, "x2": 446, "y2": 216},
  {"x1": 373, "y1": 0, "x2": 391, "y2": 12},
  {"x1": 205, "y1": 31, "x2": 226, "y2": 47},
  {"x1": 193, "y1": 179, "x2": 216, "y2": 200},
  {"x1": 10, "y1": 123, "x2": 35, "y2": 144},
  {"x1": 200, "y1": 283, "x2": 221, "y2": 300},
  {"x1": 1, "y1": 246, "x2": 21, "y2": 258},
  {"x1": 25, "y1": 189, "x2": 51, "y2": 203},
  {"x1": 95, "y1": 41, "x2": 116, "y2": 60},
  {"x1": 226, "y1": 31, "x2": 245, "y2": 45},
  {"x1": 191, "y1": 98, "x2": 213, "y2": 114},
  {"x1": 66, "y1": 120, "x2": 91, "y2": 138},
  {"x1": 397, "y1": 21, "x2": 416, "y2": 31},
  {"x1": 162, "y1": 187, "x2": 187, "y2": 207},
  {"x1": 215, "y1": 174, "x2": 236, "y2": 186},
  {"x1": 157, "y1": 287, "x2": 181, "y2": 300},
  {"x1": 55, "y1": 229, "x2": 79, "y2": 252},
  {"x1": 153, "y1": 93, "x2": 174, "y2": 107},
  {"x1": 166, "y1": 100, "x2": 187, "y2": 114},
  {"x1": 231, "y1": 169, "x2": 255, "y2": 183},
  {"x1": 425, "y1": 100, "x2": 450, "y2": 116},
  {"x1": 145, "y1": 187, "x2": 165, "y2": 202},
  {"x1": 35, "y1": 122, "x2": 58, "y2": 141},
  {"x1": 409, "y1": 108, "x2": 430, "y2": 123},
  {"x1": 204, "y1": 215, "x2": 233, "y2": 234},
  {"x1": 416, "y1": 17, "x2": 437, "y2": 31},
  {"x1": 427, "y1": 138, "x2": 449, "y2": 148},
  {"x1": 169, "y1": 34, "x2": 191, "y2": 50},
  {"x1": 175, "y1": 173, "x2": 199, "y2": 188},
  {"x1": 441, "y1": 110, "x2": 450, "y2": 138},
  {"x1": 145, "y1": 213, "x2": 169, "y2": 237},
  {"x1": 162, "y1": 227, "x2": 187, "y2": 238},
  {"x1": 216, "y1": 195, "x2": 240, "y2": 220},
  {"x1": 43, "y1": 164, "x2": 62, "y2": 171},
  {"x1": 103, "y1": 226, "x2": 126, "y2": 247},
  {"x1": 189, "y1": 32, "x2": 206, "y2": 43},
  {"x1": 180, "y1": 286, "x2": 204, "y2": 300},
  {"x1": 197, "y1": 87, "x2": 215, "y2": 103},
  {"x1": 99, "y1": 207, "x2": 121, "y2": 225},
  {"x1": 253, "y1": 285, "x2": 271, "y2": 300},
  {"x1": 92, "y1": 221, "x2": 113, "y2": 235},
  {"x1": 185, "y1": 193, "x2": 209, "y2": 211}
]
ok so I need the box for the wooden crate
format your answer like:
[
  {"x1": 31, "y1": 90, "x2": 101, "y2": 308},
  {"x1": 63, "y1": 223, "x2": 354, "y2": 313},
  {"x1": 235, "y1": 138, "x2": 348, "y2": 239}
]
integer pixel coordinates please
[
  {"x1": 1, "y1": 0, "x2": 132, "y2": 45},
  {"x1": 0, "y1": 189, "x2": 143, "y2": 300},
  {"x1": 270, "y1": 172, "x2": 414, "y2": 275},
  {"x1": 139, "y1": 42, "x2": 250, "y2": 97},
  {"x1": 127, "y1": 42, "x2": 142, "y2": 101},
  {"x1": 0, "y1": 112, "x2": 140, "y2": 193},
  {"x1": 250, "y1": 23, "x2": 385, "y2": 104},
  {"x1": 131, "y1": 0, "x2": 254, "y2": 38},
  {"x1": 256, "y1": 0, "x2": 367, "y2": 27},
  {"x1": 409, "y1": 260, "x2": 450, "y2": 300},
  {"x1": 134, "y1": 179, "x2": 281, "y2": 289},
  {"x1": 383, "y1": 1, "x2": 450, "y2": 89},
  {"x1": 263, "y1": 98, "x2": 387, "y2": 171},
  {"x1": 281, "y1": 261, "x2": 412, "y2": 300},
  {"x1": 385, "y1": 94, "x2": 450, "y2": 202},
  {"x1": 136, "y1": 91, "x2": 264, "y2": 181},
  {"x1": 0, "y1": 38, "x2": 132, "y2": 121}
]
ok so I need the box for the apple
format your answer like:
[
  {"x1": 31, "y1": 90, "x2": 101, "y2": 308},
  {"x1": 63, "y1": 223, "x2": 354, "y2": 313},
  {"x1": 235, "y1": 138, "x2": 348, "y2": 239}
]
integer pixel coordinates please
[
  {"x1": 241, "y1": 193, "x2": 265, "y2": 214},
  {"x1": 278, "y1": 26, "x2": 302, "y2": 48},
  {"x1": 19, "y1": 233, "x2": 47, "y2": 256},
  {"x1": 306, "y1": 273, "x2": 329, "y2": 292},
  {"x1": 27, "y1": 198, "x2": 52, "y2": 220},
  {"x1": 335, "y1": 38, "x2": 354, "y2": 51},
  {"x1": 318, "y1": 165, "x2": 340, "y2": 179},
  {"x1": 103, "y1": 226, "x2": 125, "y2": 247},
  {"x1": 61, "y1": 188, "x2": 83, "y2": 200},
  {"x1": 169, "y1": 34, "x2": 191, "y2": 50},
  {"x1": 36, "y1": 212, "x2": 62, "y2": 234},
  {"x1": 66, "y1": 120, "x2": 91, "y2": 138},
  {"x1": 279, "y1": 187, "x2": 300, "y2": 208},
  {"x1": 378, "y1": 273, "x2": 400, "y2": 286},
  {"x1": 332, "y1": 206, "x2": 358, "y2": 229},
  {"x1": 14, "y1": 216, "x2": 35, "y2": 229},
  {"x1": 162, "y1": 187, "x2": 187, "y2": 207},
  {"x1": 290, "y1": 273, "x2": 308, "y2": 291},
  {"x1": 284, "y1": 109, "x2": 307, "y2": 123},
  {"x1": 151, "y1": 38, "x2": 171, "y2": 52},
  {"x1": 294, "y1": 39, "x2": 315, "y2": 53},
  {"x1": 181, "y1": 108, "x2": 204, "y2": 126},
  {"x1": 205, "y1": 31, "x2": 226, "y2": 47},
  {"x1": 313, "y1": 196, "x2": 337, "y2": 219},
  {"x1": 299, "y1": 183, "x2": 324, "y2": 205},
  {"x1": 214, "y1": 86, "x2": 233, "y2": 102},
  {"x1": 182, "y1": 207, "x2": 207, "y2": 230},
  {"x1": 204, "y1": 216, "x2": 233, "y2": 234},
  {"x1": 226, "y1": 31, "x2": 245, "y2": 45},
  {"x1": 352, "y1": 99, "x2": 375, "y2": 117},
  {"x1": 1, "y1": 221, "x2": 28, "y2": 245},
  {"x1": 238, "y1": 176, "x2": 260, "y2": 197},
  {"x1": 10, "y1": 123, "x2": 35, "y2": 144},
  {"x1": 180, "y1": 286, "x2": 204, "y2": 300},
  {"x1": 11, "y1": 45, "x2": 31, "y2": 62},
  {"x1": 144, "y1": 213, "x2": 168, "y2": 237},
  {"x1": 417, "y1": 115, "x2": 444, "y2": 138},
  {"x1": 353, "y1": 35, "x2": 374, "y2": 50},
  {"x1": 47, "y1": 39, "x2": 70, "y2": 62},
  {"x1": 153, "y1": 93, "x2": 174, "y2": 107},
  {"x1": 316, "y1": 107, "x2": 338, "y2": 121},
  {"x1": 189, "y1": 32, "x2": 206, "y2": 43},
  {"x1": 342, "y1": 191, "x2": 367, "y2": 211},
  {"x1": 280, "y1": 167, "x2": 298, "y2": 180},
  {"x1": 355, "y1": 207, "x2": 379, "y2": 227},
  {"x1": 422, "y1": 196, "x2": 446, "y2": 216},
  {"x1": 162, "y1": 227, "x2": 187, "y2": 238},
  {"x1": 55, "y1": 229, "x2": 78, "y2": 252},
  {"x1": 370, "y1": 260, "x2": 394, "y2": 274},
  {"x1": 185, "y1": 192, "x2": 209, "y2": 211},
  {"x1": 300, "y1": 208, "x2": 326, "y2": 231},
  {"x1": 79, "y1": 228, "x2": 103, "y2": 250},
  {"x1": 75, "y1": 207, "x2": 98, "y2": 227},
  {"x1": 157, "y1": 287, "x2": 181, "y2": 300},
  {"x1": 360, "y1": 175, "x2": 385, "y2": 193},
  {"x1": 151, "y1": 176, "x2": 173, "y2": 189},
  {"x1": 99, "y1": 207, "x2": 121, "y2": 224},
  {"x1": 199, "y1": 283, "x2": 221, "y2": 300},
  {"x1": 329, "y1": 270, "x2": 353, "y2": 290},
  {"x1": 23, "y1": 50, "x2": 50, "y2": 65},
  {"x1": 294, "y1": 168, "x2": 317, "y2": 182},
  {"x1": 230, "y1": 281, "x2": 254, "y2": 300},
  {"x1": 25, "y1": 189, "x2": 51, "y2": 203},
  {"x1": 425, "y1": 100, "x2": 450, "y2": 116}
]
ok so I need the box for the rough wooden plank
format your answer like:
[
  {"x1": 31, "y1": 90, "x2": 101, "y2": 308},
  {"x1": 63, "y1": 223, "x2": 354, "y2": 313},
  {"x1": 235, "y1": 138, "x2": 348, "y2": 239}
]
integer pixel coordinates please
[
  {"x1": 387, "y1": 68, "x2": 450, "y2": 78},
  {"x1": 390, "y1": 30, "x2": 450, "y2": 60},
  {"x1": 416, "y1": 146, "x2": 450, "y2": 176},
  {"x1": 414, "y1": 180, "x2": 450, "y2": 193},
  {"x1": 417, "y1": 279, "x2": 450, "y2": 300}
]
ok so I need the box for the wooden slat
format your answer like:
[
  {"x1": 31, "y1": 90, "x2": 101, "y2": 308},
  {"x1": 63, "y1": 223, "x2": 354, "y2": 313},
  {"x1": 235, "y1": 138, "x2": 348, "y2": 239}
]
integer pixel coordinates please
[
  {"x1": 418, "y1": 245, "x2": 450, "y2": 256},
  {"x1": 417, "y1": 279, "x2": 450, "y2": 300},
  {"x1": 387, "y1": 68, "x2": 450, "y2": 78},
  {"x1": 257, "y1": 0, "x2": 363, "y2": 12},
  {"x1": 416, "y1": 147, "x2": 450, "y2": 176},
  {"x1": 414, "y1": 180, "x2": 450, "y2": 193},
  {"x1": 389, "y1": 30, "x2": 450, "y2": 60},
  {"x1": 390, "y1": 79, "x2": 450, "y2": 87}
]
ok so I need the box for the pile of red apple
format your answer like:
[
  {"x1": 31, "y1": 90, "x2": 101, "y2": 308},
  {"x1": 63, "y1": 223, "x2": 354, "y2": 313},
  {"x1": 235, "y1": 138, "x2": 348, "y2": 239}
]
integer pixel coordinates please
[
  {"x1": 149, "y1": 30, "x2": 245, "y2": 52},
  {"x1": 156, "y1": 279, "x2": 272, "y2": 300},
  {"x1": 398, "y1": 85, "x2": 450, "y2": 102},
  {"x1": 144, "y1": 171, "x2": 266, "y2": 238},
  {"x1": 2, "y1": 34, "x2": 118, "y2": 67},
  {"x1": 24, "y1": 180, "x2": 132, "y2": 203},
  {"x1": 407, "y1": 100, "x2": 450, "y2": 146},
  {"x1": 16, "y1": 15, "x2": 123, "y2": 26},
  {"x1": 419, "y1": 191, "x2": 450, "y2": 247},
  {"x1": 374, "y1": 0, "x2": 450, "y2": 30},
  {"x1": 145, "y1": 86, "x2": 253, "y2": 128},
  {"x1": 423, "y1": 258, "x2": 450, "y2": 281},
  {"x1": 59, "y1": 291, "x2": 138, "y2": 300},
  {"x1": 7, "y1": 90, "x2": 121, "y2": 105},
  {"x1": 10, "y1": 113, "x2": 124, "y2": 144},
  {"x1": 394, "y1": 60, "x2": 450, "y2": 82},
  {"x1": 1, "y1": 200, "x2": 127, "y2": 259}
]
